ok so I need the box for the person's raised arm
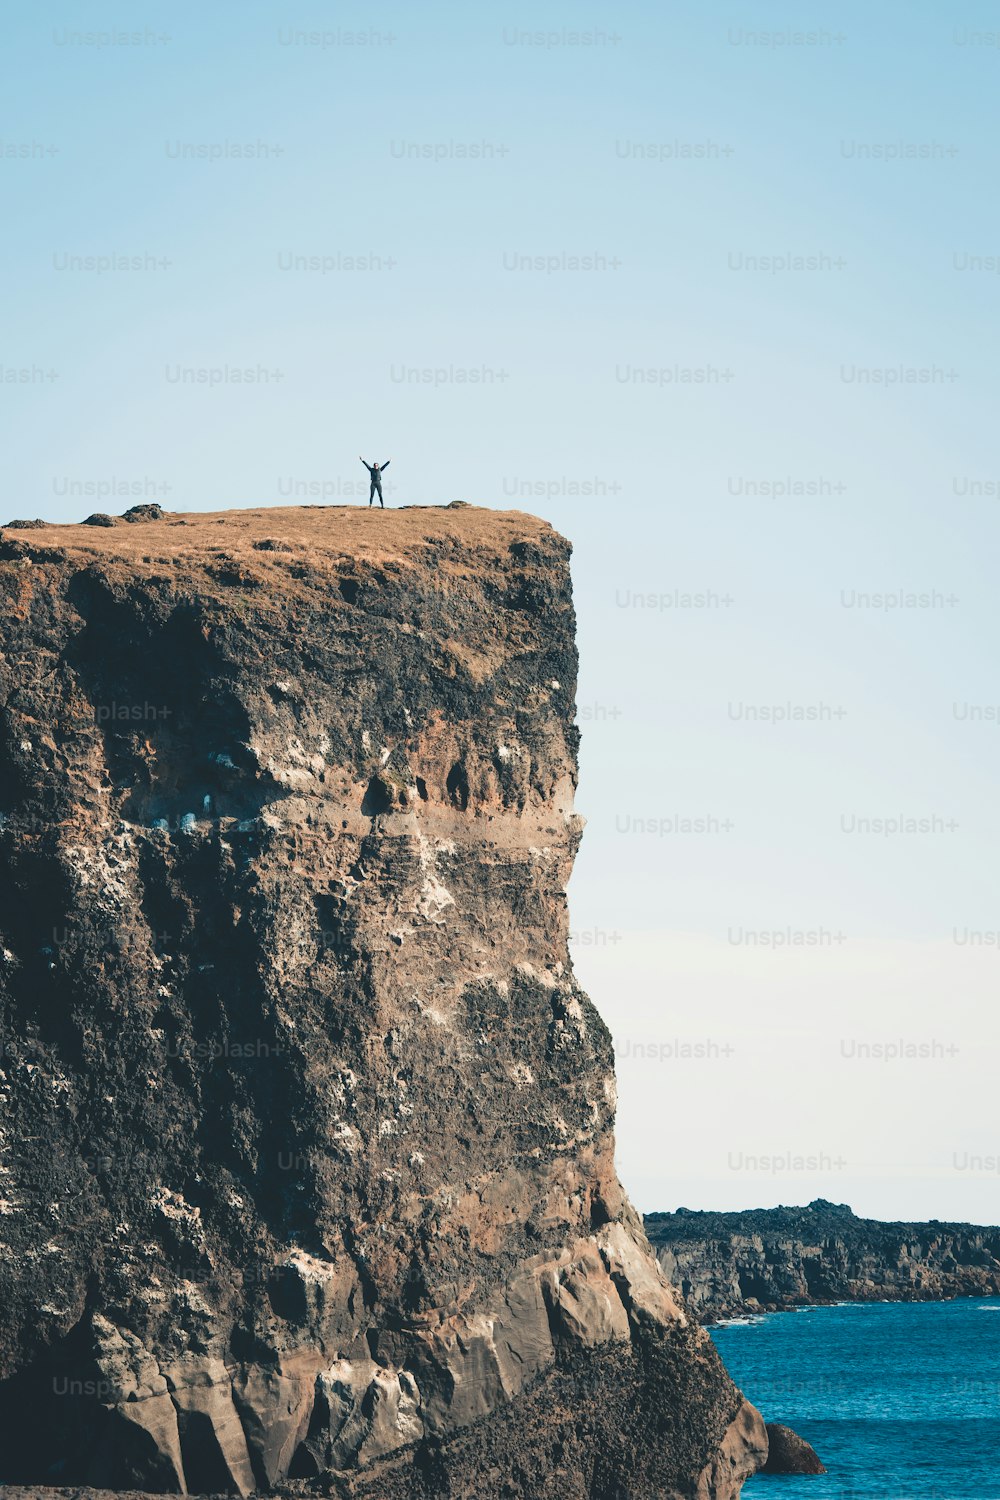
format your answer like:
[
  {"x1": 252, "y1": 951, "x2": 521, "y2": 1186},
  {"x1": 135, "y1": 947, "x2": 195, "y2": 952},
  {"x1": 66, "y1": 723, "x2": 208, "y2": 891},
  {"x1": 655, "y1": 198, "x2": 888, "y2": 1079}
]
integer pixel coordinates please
[
  {"x1": 359, "y1": 456, "x2": 372, "y2": 472},
  {"x1": 380, "y1": 460, "x2": 391, "y2": 471}
]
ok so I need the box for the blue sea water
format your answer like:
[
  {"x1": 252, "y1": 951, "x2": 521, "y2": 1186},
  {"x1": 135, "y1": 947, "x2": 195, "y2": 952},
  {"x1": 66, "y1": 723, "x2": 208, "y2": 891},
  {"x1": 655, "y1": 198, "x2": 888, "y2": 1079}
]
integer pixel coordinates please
[{"x1": 711, "y1": 1300, "x2": 1000, "y2": 1500}]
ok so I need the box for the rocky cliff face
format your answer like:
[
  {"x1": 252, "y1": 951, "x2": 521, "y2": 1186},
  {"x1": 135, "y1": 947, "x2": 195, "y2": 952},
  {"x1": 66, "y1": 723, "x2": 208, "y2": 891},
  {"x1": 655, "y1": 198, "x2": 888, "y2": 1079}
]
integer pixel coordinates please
[
  {"x1": 0, "y1": 505, "x2": 765, "y2": 1498},
  {"x1": 646, "y1": 1200, "x2": 1000, "y2": 1322}
]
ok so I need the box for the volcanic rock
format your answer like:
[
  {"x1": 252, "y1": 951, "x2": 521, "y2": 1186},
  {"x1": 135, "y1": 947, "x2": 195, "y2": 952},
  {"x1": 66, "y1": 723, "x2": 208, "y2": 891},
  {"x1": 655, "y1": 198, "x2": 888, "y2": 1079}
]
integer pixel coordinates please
[
  {"x1": 121, "y1": 504, "x2": 164, "y2": 523},
  {"x1": 0, "y1": 505, "x2": 765, "y2": 1497},
  {"x1": 646, "y1": 1200, "x2": 1000, "y2": 1322},
  {"x1": 762, "y1": 1423, "x2": 826, "y2": 1474}
]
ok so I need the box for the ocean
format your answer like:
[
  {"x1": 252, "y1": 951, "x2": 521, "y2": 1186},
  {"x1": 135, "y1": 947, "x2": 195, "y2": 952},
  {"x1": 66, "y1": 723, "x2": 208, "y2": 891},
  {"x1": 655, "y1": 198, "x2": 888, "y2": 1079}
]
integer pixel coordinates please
[{"x1": 710, "y1": 1299, "x2": 1000, "y2": 1500}]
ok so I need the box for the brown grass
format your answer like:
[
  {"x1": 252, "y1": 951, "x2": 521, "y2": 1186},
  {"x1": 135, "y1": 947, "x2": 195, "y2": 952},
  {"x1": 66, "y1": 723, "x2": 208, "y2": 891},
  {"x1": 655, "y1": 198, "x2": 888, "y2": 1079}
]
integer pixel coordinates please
[{"x1": 1, "y1": 504, "x2": 557, "y2": 580}]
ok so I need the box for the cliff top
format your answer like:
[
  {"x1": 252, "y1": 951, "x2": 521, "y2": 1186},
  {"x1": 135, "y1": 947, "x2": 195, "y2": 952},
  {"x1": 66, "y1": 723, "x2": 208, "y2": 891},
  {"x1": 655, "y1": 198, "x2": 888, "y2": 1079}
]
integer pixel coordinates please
[
  {"x1": 0, "y1": 503, "x2": 564, "y2": 579},
  {"x1": 645, "y1": 1201, "x2": 999, "y2": 1242}
]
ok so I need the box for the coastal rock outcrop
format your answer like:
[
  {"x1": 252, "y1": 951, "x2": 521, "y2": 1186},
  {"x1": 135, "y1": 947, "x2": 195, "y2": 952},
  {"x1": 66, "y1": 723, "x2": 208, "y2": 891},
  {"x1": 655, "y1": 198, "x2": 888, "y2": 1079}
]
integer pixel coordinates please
[
  {"x1": 0, "y1": 505, "x2": 765, "y2": 1497},
  {"x1": 761, "y1": 1424, "x2": 826, "y2": 1475},
  {"x1": 646, "y1": 1200, "x2": 1000, "y2": 1322}
]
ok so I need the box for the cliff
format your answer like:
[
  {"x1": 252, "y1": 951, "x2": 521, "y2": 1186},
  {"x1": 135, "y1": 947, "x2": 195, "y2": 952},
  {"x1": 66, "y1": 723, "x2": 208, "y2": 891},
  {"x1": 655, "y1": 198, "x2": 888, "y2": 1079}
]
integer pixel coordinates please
[
  {"x1": 0, "y1": 505, "x2": 765, "y2": 1498},
  {"x1": 646, "y1": 1200, "x2": 1000, "y2": 1322}
]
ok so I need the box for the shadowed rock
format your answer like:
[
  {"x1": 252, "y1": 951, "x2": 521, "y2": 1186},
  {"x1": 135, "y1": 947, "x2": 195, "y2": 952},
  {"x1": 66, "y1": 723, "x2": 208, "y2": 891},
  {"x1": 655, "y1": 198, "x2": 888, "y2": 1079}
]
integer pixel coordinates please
[{"x1": 762, "y1": 1423, "x2": 826, "y2": 1474}]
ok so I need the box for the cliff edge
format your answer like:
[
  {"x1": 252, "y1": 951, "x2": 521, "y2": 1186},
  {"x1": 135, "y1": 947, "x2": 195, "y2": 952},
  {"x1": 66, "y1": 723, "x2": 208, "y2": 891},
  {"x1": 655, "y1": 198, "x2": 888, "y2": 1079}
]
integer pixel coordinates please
[
  {"x1": 647, "y1": 1200, "x2": 1000, "y2": 1321},
  {"x1": 0, "y1": 506, "x2": 765, "y2": 1498}
]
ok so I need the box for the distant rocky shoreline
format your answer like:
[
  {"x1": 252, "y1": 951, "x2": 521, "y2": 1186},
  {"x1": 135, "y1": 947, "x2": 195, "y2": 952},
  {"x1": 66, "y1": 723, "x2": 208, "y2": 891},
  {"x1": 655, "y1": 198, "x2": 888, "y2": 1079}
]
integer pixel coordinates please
[{"x1": 645, "y1": 1199, "x2": 1000, "y2": 1322}]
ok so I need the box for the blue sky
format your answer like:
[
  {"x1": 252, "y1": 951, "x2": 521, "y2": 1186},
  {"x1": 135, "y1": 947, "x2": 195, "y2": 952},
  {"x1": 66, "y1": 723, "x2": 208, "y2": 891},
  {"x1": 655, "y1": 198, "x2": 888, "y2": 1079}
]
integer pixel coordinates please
[{"x1": 4, "y1": 1, "x2": 1000, "y2": 1222}]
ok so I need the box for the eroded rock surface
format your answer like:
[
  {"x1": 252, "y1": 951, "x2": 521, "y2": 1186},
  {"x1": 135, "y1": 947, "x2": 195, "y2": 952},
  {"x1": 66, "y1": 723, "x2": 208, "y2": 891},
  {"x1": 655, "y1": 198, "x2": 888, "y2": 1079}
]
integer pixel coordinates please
[
  {"x1": 647, "y1": 1200, "x2": 1000, "y2": 1322},
  {"x1": 0, "y1": 505, "x2": 764, "y2": 1497}
]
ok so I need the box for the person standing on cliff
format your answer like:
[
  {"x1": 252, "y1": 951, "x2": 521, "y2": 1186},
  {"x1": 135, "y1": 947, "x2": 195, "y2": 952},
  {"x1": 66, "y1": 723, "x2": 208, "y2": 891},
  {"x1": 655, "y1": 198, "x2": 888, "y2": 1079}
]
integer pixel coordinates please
[{"x1": 359, "y1": 457, "x2": 390, "y2": 508}]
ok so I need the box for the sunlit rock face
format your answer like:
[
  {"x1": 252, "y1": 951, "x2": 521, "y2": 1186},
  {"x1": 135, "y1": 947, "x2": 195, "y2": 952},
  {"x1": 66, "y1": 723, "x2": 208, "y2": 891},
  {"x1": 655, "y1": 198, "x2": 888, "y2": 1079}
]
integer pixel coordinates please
[{"x1": 0, "y1": 505, "x2": 764, "y2": 1498}]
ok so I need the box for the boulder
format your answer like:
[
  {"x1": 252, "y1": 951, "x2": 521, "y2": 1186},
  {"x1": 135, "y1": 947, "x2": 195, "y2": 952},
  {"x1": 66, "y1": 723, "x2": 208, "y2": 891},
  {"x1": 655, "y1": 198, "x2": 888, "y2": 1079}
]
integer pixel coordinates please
[{"x1": 763, "y1": 1422, "x2": 827, "y2": 1474}]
